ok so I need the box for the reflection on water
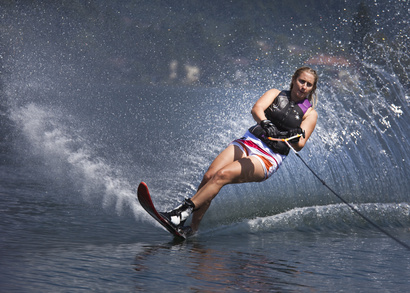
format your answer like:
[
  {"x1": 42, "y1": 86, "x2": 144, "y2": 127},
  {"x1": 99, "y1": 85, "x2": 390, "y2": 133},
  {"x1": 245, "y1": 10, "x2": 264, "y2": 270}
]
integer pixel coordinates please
[
  {"x1": 133, "y1": 235, "x2": 313, "y2": 292},
  {"x1": 132, "y1": 231, "x2": 410, "y2": 292}
]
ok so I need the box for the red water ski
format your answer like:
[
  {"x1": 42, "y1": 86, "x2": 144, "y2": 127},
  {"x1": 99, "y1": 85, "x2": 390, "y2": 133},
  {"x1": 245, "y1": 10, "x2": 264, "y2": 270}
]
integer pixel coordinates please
[{"x1": 137, "y1": 182, "x2": 186, "y2": 239}]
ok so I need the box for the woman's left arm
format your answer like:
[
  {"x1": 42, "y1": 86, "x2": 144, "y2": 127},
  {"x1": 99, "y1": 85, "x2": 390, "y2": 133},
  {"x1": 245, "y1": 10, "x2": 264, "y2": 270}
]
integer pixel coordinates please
[{"x1": 291, "y1": 108, "x2": 318, "y2": 151}]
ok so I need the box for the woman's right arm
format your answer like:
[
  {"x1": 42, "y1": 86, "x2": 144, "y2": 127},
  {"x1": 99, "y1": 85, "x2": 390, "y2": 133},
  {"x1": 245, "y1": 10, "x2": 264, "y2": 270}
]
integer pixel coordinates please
[{"x1": 251, "y1": 89, "x2": 280, "y2": 124}]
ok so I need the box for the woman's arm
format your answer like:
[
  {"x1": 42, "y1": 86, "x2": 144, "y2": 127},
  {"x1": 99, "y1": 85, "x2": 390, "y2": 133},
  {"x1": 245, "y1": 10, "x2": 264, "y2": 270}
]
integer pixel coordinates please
[
  {"x1": 251, "y1": 89, "x2": 280, "y2": 124},
  {"x1": 251, "y1": 88, "x2": 317, "y2": 152},
  {"x1": 291, "y1": 108, "x2": 318, "y2": 151}
]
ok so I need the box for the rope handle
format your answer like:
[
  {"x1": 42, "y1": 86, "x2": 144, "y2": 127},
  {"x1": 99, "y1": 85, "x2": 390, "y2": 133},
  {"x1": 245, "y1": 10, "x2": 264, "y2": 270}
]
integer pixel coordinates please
[{"x1": 267, "y1": 133, "x2": 304, "y2": 142}]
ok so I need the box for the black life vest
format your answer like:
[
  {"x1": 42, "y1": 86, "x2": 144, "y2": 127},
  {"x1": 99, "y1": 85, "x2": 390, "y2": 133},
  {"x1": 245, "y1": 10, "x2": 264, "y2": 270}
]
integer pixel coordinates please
[
  {"x1": 265, "y1": 90, "x2": 306, "y2": 131},
  {"x1": 250, "y1": 90, "x2": 311, "y2": 155}
]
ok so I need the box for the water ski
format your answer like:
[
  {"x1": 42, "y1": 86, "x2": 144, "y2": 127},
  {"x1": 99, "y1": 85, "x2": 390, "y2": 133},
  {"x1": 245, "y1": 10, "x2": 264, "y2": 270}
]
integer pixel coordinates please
[{"x1": 137, "y1": 182, "x2": 187, "y2": 239}]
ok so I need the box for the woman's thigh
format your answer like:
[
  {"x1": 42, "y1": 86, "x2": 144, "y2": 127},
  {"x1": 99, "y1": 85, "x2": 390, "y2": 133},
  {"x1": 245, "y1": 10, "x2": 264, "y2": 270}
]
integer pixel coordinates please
[
  {"x1": 206, "y1": 144, "x2": 245, "y2": 175},
  {"x1": 216, "y1": 155, "x2": 266, "y2": 184}
]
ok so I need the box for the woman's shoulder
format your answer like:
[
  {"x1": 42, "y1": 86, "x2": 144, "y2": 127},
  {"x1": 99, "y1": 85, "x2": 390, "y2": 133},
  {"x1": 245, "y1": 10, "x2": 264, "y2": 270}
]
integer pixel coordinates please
[
  {"x1": 266, "y1": 88, "x2": 281, "y2": 95},
  {"x1": 261, "y1": 88, "x2": 281, "y2": 100}
]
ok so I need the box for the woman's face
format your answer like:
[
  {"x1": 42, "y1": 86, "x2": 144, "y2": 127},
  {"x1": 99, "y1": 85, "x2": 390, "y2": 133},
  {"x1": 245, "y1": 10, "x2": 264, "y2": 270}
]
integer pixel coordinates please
[{"x1": 291, "y1": 71, "x2": 315, "y2": 101}]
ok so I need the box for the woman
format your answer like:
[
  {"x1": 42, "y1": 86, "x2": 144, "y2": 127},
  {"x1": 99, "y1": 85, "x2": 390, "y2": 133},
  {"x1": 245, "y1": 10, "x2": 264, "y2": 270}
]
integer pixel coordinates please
[{"x1": 161, "y1": 66, "x2": 319, "y2": 236}]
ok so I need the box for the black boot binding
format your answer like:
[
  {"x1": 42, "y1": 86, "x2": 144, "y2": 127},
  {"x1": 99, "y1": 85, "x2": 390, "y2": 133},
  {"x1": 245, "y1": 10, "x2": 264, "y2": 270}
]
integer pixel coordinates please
[{"x1": 160, "y1": 198, "x2": 195, "y2": 231}]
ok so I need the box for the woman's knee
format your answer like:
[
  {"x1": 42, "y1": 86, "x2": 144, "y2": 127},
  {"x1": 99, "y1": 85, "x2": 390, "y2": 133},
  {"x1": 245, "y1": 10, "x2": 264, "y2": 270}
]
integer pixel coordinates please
[
  {"x1": 202, "y1": 168, "x2": 216, "y2": 183},
  {"x1": 197, "y1": 170, "x2": 214, "y2": 190},
  {"x1": 210, "y1": 168, "x2": 233, "y2": 185},
  {"x1": 202, "y1": 166, "x2": 235, "y2": 188}
]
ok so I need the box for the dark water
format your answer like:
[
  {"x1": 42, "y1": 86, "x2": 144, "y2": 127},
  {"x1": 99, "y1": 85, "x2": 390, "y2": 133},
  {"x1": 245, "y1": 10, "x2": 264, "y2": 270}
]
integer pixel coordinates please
[{"x1": 1, "y1": 1, "x2": 410, "y2": 292}]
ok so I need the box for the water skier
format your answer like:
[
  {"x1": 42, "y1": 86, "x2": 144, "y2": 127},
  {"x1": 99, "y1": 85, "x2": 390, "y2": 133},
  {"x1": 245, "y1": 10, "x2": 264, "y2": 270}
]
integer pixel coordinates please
[{"x1": 161, "y1": 66, "x2": 319, "y2": 236}]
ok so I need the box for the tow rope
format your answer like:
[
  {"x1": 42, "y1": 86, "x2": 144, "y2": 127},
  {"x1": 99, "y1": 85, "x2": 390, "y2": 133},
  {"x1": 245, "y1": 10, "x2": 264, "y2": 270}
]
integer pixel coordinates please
[{"x1": 269, "y1": 134, "x2": 410, "y2": 251}]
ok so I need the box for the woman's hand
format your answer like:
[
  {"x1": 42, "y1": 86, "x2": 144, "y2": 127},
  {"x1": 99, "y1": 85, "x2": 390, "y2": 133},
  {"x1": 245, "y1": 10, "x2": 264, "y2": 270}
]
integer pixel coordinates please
[
  {"x1": 290, "y1": 108, "x2": 318, "y2": 151},
  {"x1": 260, "y1": 120, "x2": 280, "y2": 138}
]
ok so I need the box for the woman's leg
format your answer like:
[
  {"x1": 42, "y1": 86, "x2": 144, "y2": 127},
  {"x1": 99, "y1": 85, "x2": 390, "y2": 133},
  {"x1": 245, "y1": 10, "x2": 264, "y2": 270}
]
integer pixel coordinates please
[
  {"x1": 197, "y1": 144, "x2": 245, "y2": 190},
  {"x1": 190, "y1": 154, "x2": 266, "y2": 231},
  {"x1": 161, "y1": 144, "x2": 244, "y2": 230},
  {"x1": 161, "y1": 144, "x2": 266, "y2": 233}
]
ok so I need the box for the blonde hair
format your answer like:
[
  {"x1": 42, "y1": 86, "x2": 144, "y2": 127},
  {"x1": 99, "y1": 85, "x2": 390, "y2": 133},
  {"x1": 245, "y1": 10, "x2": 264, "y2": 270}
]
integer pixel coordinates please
[{"x1": 290, "y1": 66, "x2": 318, "y2": 108}]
